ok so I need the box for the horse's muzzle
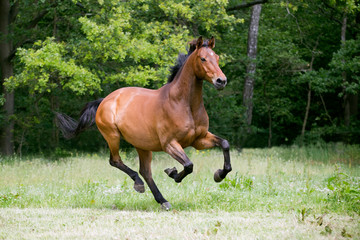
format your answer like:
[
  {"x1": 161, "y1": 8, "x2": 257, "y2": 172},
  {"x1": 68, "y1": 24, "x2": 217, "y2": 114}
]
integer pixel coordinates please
[{"x1": 214, "y1": 77, "x2": 227, "y2": 90}]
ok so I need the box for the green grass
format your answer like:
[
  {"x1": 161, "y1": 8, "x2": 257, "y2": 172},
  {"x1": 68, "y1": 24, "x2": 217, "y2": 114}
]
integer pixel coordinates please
[{"x1": 0, "y1": 144, "x2": 359, "y2": 239}]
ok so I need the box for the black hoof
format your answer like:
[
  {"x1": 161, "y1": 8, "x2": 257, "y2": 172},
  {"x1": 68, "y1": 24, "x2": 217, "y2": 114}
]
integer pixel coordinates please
[
  {"x1": 134, "y1": 183, "x2": 145, "y2": 193},
  {"x1": 164, "y1": 167, "x2": 178, "y2": 178},
  {"x1": 161, "y1": 202, "x2": 171, "y2": 211},
  {"x1": 214, "y1": 169, "x2": 224, "y2": 182}
]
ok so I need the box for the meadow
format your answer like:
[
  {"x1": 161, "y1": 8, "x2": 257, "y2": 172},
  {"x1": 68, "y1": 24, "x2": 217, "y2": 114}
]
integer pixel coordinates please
[{"x1": 0, "y1": 143, "x2": 359, "y2": 239}]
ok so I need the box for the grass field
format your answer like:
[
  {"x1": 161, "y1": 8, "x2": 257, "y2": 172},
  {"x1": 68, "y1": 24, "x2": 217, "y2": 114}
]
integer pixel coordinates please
[{"x1": 1, "y1": 143, "x2": 359, "y2": 239}]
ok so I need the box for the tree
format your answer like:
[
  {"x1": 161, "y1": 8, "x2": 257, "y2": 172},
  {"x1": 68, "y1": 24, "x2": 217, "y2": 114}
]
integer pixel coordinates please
[
  {"x1": 297, "y1": 0, "x2": 359, "y2": 141},
  {"x1": 0, "y1": 0, "x2": 14, "y2": 155},
  {"x1": 243, "y1": 4, "x2": 262, "y2": 129},
  {"x1": 329, "y1": 37, "x2": 360, "y2": 127},
  {"x1": 0, "y1": 0, "x2": 59, "y2": 155}
]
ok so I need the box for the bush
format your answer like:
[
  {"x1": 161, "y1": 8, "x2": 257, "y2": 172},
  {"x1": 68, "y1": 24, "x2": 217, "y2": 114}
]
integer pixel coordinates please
[
  {"x1": 219, "y1": 173, "x2": 254, "y2": 191},
  {"x1": 326, "y1": 165, "x2": 360, "y2": 213}
]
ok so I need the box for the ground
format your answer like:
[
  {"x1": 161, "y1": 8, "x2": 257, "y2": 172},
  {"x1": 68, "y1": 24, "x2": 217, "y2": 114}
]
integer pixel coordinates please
[{"x1": 0, "y1": 145, "x2": 359, "y2": 239}]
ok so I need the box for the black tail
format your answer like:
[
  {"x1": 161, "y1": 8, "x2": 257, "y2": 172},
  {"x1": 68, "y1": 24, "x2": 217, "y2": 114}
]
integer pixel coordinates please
[{"x1": 55, "y1": 98, "x2": 104, "y2": 139}]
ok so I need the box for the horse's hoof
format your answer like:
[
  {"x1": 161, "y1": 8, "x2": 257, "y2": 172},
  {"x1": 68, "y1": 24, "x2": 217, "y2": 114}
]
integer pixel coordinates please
[
  {"x1": 164, "y1": 167, "x2": 177, "y2": 178},
  {"x1": 134, "y1": 183, "x2": 145, "y2": 193},
  {"x1": 214, "y1": 169, "x2": 224, "y2": 182},
  {"x1": 161, "y1": 202, "x2": 171, "y2": 211}
]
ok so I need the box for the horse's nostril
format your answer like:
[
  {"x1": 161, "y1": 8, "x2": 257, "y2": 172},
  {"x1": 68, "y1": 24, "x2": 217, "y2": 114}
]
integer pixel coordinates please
[{"x1": 216, "y1": 78, "x2": 223, "y2": 84}]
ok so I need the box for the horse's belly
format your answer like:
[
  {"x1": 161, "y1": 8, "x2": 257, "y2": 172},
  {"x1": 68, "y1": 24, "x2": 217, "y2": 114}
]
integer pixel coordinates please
[{"x1": 120, "y1": 125, "x2": 163, "y2": 151}]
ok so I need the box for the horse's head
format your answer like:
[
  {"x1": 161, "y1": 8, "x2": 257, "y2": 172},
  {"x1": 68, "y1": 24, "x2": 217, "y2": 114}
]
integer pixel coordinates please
[{"x1": 193, "y1": 36, "x2": 227, "y2": 90}]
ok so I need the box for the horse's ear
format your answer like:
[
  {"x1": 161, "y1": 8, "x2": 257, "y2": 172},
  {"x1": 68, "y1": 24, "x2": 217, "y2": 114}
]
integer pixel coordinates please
[
  {"x1": 196, "y1": 36, "x2": 203, "y2": 49},
  {"x1": 208, "y1": 36, "x2": 215, "y2": 49},
  {"x1": 188, "y1": 39, "x2": 197, "y2": 52}
]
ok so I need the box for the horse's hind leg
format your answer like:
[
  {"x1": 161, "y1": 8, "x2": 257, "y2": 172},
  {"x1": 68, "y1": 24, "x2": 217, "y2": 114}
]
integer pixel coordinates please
[
  {"x1": 136, "y1": 148, "x2": 171, "y2": 210},
  {"x1": 109, "y1": 154, "x2": 145, "y2": 193},
  {"x1": 101, "y1": 130, "x2": 145, "y2": 193}
]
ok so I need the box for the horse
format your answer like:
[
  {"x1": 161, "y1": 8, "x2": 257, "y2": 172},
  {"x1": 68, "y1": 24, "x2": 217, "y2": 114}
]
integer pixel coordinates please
[{"x1": 56, "y1": 36, "x2": 232, "y2": 210}]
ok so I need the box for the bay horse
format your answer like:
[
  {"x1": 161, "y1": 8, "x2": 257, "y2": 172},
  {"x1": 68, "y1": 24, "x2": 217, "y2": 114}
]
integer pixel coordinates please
[{"x1": 56, "y1": 36, "x2": 232, "y2": 210}]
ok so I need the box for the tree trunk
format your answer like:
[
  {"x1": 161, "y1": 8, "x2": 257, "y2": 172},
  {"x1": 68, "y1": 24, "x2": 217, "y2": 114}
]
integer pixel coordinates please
[
  {"x1": 243, "y1": 4, "x2": 262, "y2": 130},
  {"x1": 268, "y1": 108, "x2": 272, "y2": 148},
  {"x1": 0, "y1": 0, "x2": 14, "y2": 155},
  {"x1": 301, "y1": 82, "x2": 311, "y2": 142},
  {"x1": 300, "y1": 37, "x2": 319, "y2": 144},
  {"x1": 263, "y1": 78, "x2": 272, "y2": 147},
  {"x1": 341, "y1": 10, "x2": 358, "y2": 127},
  {"x1": 341, "y1": 10, "x2": 358, "y2": 126},
  {"x1": 341, "y1": 12, "x2": 351, "y2": 127}
]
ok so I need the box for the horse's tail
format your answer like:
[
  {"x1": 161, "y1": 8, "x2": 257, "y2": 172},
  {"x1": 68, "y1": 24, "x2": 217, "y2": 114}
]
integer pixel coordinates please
[{"x1": 55, "y1": 98, "x2": 104, "y2": 139}]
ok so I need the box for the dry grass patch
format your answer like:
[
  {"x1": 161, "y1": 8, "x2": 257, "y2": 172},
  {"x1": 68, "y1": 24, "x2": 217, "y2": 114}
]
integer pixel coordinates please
[{"x1": 0, "y1": 208, "x2": 359, "y2": 239}]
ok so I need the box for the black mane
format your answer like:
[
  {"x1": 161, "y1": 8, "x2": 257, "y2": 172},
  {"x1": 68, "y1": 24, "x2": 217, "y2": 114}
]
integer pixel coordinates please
[{"x1": 167, "y1": 39, "x2": 210, "y2": 83}]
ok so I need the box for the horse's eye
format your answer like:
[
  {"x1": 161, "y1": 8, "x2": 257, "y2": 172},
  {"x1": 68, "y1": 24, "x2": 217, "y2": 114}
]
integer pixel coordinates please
[{"x1": 200, "y1": 57, "x2": 206, "y2": 62}]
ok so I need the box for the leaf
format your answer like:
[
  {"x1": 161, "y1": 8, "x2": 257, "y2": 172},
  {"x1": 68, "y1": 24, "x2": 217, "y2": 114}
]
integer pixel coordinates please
[
  {"x1": 316, "y1": 214, "x2": 325, "y2": 226},
  {"x1": 324, "y1": 225, "x2": 332, "y2": 234},
  {"x1": 341, "y1": 228, "x2": 352, "y2": 238}
]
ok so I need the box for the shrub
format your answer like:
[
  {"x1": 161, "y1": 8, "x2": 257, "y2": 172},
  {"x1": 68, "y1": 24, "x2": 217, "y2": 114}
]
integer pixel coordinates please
[{"x1": 326, "y1": 165, "x2": 360, "y2": 213}]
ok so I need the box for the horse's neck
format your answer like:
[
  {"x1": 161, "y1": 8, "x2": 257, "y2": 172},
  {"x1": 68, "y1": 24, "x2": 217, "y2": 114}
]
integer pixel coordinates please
[{"x1": 169, "y1": 59, "x2": 204, "y2": 111}]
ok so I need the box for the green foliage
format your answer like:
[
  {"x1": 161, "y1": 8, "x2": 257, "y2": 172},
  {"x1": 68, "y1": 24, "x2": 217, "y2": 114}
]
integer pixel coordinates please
[
  {"x1": 77, "y1": 6, "x2": 188, "y2": 86},
  {"x1": 5, "y1": 0, "x2": 239, "y2": 95},
  {"x1": 327, "y1": 0, "x2": 360, "y2": 13},
  {"x1": 72, "y1": 0, "x2": 238, "y2": 87},
  {"x1": 5, "y1": 38, "x2": 101, "y2": 95},
  {"x1": 2, "y1": 0, "x2": 360, "y2": 154},
  {"x1": 326, "y1": 165, "x2": 360, "y2": 213},
  {"x1": 3, "y1": 0, "x2": 242, "y2": 153},
  {"x1": 204, "y1": 83, "x2": 244, "y2": 146},
  {"x1": 0, "y1": 94, "x2": 5, "y2": 107},
  {"x1": 219, "y1": 173, "x2": 254, "y2": 191},
  {"x1": 329, "y1": 38, "x2": 360, "y2": 97}
]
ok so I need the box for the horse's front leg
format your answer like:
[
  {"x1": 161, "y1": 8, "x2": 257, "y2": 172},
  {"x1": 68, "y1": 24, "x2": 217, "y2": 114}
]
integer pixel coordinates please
[
  {"x1": 164, "y1": 141, "x2": 193, "y2": 183},
  {"x1": 192, "y1": 132, "x2": 232, "y2": 182}
]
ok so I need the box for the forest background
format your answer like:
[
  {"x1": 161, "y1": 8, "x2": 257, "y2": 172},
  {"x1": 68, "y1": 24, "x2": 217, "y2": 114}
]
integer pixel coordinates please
[{"x1": 1, "y1": 0, "x2": 359, "y2": 156}]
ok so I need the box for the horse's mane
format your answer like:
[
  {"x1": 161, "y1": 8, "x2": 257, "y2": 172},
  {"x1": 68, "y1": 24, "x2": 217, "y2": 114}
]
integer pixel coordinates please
[{"x1": 167, "y1": 39, "x2": 210, "y2": 83}]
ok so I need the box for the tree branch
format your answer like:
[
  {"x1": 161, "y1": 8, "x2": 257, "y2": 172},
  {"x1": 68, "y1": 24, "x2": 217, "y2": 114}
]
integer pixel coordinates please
[
  {"x1": 9, "y1": 0, "x2": 19, "y2": 24},
  {"x1": 24, "y1": 2, "x2": 58, "y2": 30},
  {"x1": 319, "y1": 93, "x2": 334, "y2": 125},
  {"x1": 8, "y1": 39, "x2": 33, "y2": 61},
  {"x1": 26, "y1": 9, "x2": 50, "y2": 29},
  {"x1": 227, "y1": 0, "x2": 268, "y2": 11},
  {"x1": 8, "y1": 3, "x2": 58, "y2": 61}
]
